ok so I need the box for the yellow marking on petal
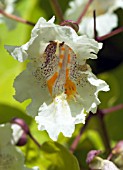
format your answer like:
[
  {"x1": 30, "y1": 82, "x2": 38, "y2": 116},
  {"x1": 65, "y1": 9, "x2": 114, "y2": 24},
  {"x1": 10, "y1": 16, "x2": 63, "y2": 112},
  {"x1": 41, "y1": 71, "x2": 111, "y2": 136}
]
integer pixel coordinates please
[
  {"x1": 47, "y1": 72, "x2": 58, "y2": 95},
  {"x1": 58, "y1": 62, "x2": 62, "y2": 68},
  {"x1": 64, "y1": 78, "x2": 77, "y2": 99},
  {"x1": 60, "y1": 54, "x2": 64, "y2": 59},
  {"x1": 66, "y1": 69, "x2": 69, "y2": 78},
  {"x1": 61, "y1": 47, "x2": 65, "y2": 51},
  {"x1": 68, "y1": 54, "x2": 71, "y2": 63},
  {"x1": 64, "y1": 68, "x2": 77, "y2": 99}
]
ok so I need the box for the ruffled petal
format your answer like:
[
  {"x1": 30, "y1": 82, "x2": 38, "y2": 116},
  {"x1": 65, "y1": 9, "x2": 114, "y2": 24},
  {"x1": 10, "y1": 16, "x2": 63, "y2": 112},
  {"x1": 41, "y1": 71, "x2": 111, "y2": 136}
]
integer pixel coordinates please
[
  {"x1": 35, "y1": 93, "x2": 86, "y2": 140},
  {"x1": 14, "y1": 63, "x2": 51, "y2": 117},
  {"x1": 73, "y1": 70, "x2": 109, "y2": 113}
]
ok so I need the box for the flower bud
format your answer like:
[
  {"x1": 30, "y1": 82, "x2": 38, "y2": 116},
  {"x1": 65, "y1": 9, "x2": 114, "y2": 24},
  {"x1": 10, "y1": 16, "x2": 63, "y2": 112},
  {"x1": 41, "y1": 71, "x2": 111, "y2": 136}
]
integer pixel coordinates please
[
  {"x1": 86, "y1": 150, "x2": 101, "y2": 164},
  {"x1": 11, "y1": 117, "x2": 30, "y2": 134},
  {"x1": 16, "y1": 132, "x2": 27, "y2": 146},
  {"x1": 11, "y1": 118, "x2": 30, "y2": 146},
  {"x1": 60, "y1": 20, "x2": 79, "y2": 33}
]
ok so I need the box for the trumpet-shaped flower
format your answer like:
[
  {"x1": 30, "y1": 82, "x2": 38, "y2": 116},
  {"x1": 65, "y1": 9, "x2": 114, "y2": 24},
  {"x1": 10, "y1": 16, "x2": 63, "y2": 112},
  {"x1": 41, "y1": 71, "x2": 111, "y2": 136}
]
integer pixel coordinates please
[
  {"x1": 5, "y1": 16, "x2": 109, "y2": 140},
  {"x1": 0, "y1": 123, "x2": 39, "y2": 170},
  {"x1": 65, "y1": 0, "x2": 123, "y2": 37}
]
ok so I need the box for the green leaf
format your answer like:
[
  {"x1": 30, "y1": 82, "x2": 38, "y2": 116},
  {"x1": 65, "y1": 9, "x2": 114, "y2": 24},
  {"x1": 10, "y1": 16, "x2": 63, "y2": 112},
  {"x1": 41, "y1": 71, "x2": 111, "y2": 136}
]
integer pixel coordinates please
[
  {"x1": 0, "y1": 103, "x2": 32, "y2": 124},
  {"x1": 41, "y1": 141, "x2": 80, "y2": 170}
]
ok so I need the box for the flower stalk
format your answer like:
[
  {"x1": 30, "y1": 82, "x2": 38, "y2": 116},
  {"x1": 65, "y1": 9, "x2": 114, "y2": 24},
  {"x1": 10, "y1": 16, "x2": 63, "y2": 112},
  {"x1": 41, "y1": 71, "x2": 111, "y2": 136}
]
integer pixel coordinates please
[
  {"x1": 50, "y1": 0, "x2": 64, "y2": 23},
  {"x1": 0, "y1": 9, "x2": 35, "y2": 26},
  {"x1": 97, "y1": 26, "x2": 123, "y2": 41},
  {"x1": 101, "y1": 104, "x2": 123, "y2": 115},
  {"x1": 76, "y1": 0, "x2": 94, "y2": 24},
  {"x1": 93, "y1": 10, "x2": 98, "y2": 40},
  {"x1": 97, "y1": 109, "x2": 111, "y2": 154},
  {"x1": 70, "y1": 112, "x2": 94, "y2": 153},
  {"x1": 28, "y1": 131, "x2": 41, "y2": 148}
]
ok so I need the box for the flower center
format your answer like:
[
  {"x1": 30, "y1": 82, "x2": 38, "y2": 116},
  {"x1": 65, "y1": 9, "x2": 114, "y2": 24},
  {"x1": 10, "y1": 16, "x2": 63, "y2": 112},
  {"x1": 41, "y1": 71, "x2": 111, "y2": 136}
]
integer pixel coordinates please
[{"x1": 43, "y1": 41, "x2": 77, "y2": 99}]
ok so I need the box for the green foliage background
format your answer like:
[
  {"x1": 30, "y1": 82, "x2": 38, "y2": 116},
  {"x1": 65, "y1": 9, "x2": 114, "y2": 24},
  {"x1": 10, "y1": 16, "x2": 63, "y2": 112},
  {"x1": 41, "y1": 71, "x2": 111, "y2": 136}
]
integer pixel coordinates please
[{"x1": 1, "y1": 0, "x2": 123, "y2": 169}]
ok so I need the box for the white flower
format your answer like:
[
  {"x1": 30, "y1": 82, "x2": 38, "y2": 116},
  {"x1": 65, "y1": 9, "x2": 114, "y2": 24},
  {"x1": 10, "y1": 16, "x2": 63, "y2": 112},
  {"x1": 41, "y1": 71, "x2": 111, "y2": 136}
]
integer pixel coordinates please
[
  {"x1": 102, "y1": 160, "x2": 119, "y2": 170},
  {"x1": 0, "y1": 123, "x2": 39, "y2": 170},
  {"x1": 65, "y1": 0, "x2": 123, "y2": 37},
  {"x1": 0, "y1": 0, "x2": 17, "y2": 29},
  {"x1": 5, "y1": 16, "x2": 109, "y2": 140}
]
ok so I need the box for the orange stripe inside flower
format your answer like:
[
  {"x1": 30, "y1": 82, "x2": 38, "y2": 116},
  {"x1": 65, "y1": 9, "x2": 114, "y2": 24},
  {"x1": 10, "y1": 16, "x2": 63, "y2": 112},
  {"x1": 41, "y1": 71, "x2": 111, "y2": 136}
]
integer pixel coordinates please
[{"x1": 46, "y1": 41, "x2": 77, "y2": 99}]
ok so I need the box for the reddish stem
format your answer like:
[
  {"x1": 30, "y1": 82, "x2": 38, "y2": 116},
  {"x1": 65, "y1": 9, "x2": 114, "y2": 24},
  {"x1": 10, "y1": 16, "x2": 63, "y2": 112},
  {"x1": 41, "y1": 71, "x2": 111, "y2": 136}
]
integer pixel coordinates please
[
  {"x1": 101, "y1": 104, "x2": 123, "y2": 115},
  {"x1": 0, "y1": 9, "x2": 35, "y2": 26},
  {"x1": 28, "y1": 132, "x2": 41, "y2": 148},
  {"x1": 70, "y1": 112, "x2": 93, "y2": 153},
  {"x1": 107, "y1": 152, "x2": 113, "y2": 160},
  {"x1": 50, "y1": 0, "x2": 64, "y2": 23},
  {"x1": 97, "y1": 110, "x2": 111, "y2": 154},
  {"x1": 97, "y1": 26, "x2": 123, "y2": 42},
  {"x1": 76, "y1": 0, "x2": 94, "y2": 24}
]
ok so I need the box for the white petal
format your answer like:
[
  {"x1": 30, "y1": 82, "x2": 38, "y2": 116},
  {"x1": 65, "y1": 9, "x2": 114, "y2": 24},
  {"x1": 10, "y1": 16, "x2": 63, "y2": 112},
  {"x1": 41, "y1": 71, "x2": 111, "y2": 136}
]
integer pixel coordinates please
[
  {"x1": 14, "y1": 64, "x2": 51, "y2": 117},
  {"x1": 74, "y1": 70, "x2": 109, "y2": 113},
  {"x1": 110, "y1": 0, "x2": 123, "y2": 11},
  {"x1": 96, "y1": 13, "x2": 118, "y2": 37},
  {"x1": 11, "y1": 124, "x2": 24, "y2": 145},
  {"x1": 103, "y1": 160, "x2": 119, "y2": 170},
  {"x1": 35, "y1": 93, "x2": 86, "y2": 140},
  {"x1": 5, "y1": 43, "x2": 29, "y2": 62},
  {"x1": 79, "y1": 13, "x2": 117, "y2": 37},
  {"x1": 88, "y1": 72, "x2": 110, "y2": 113},
  {"x1": 26, "y1": 16, "x2": 100, "y2": 62}
]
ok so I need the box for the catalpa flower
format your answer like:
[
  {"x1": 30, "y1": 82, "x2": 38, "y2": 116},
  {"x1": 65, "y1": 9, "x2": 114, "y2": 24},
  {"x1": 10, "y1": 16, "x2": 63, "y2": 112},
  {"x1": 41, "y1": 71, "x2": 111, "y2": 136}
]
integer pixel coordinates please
[
  {"x1": 5, "y1": 17, "x2": 109, "y2": 140},
  {"x1": 65, "y1": 0, "x2": 123, "y2": 38},
  {"x1": 0, "y1": 123, "x2": 39, "y2": 170}
]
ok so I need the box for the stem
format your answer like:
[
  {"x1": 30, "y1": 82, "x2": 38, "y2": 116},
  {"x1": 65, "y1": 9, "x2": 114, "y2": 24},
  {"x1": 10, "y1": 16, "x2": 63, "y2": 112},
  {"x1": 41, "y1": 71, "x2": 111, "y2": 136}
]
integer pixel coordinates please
[
  {"x1": 107, "y1": 152, "x2": 113, "y2": 160},
  {"x1": 93, "y1": 10, "x2": 97, "y2": 40},
  {"x1": 70, "y1": 112, "x2": 93, "y2": 153},
  {"x1": 76, "y1": 0, "x2": 94, "y2": 24},
  {"x1": 0, "y1": 9, "x2": 35, "y2": 26},
  {"x1": 97, "y1": 110, "x2": 111, "y2": 154},
  {"x1": 50, "y1": 0, "x2": 64, "y2": 23},
  {"x1": 97, "y1": 26, "x2": 123, "y2": 42},
  {"x1": 28, "y1": 132, "x2": 41, "y2": 148},
  {"x1": 102, "y1": 104, "x2": 123, "y2": 115}
]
